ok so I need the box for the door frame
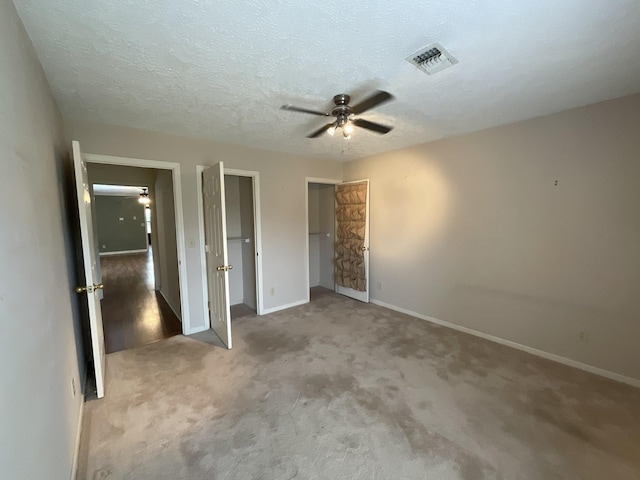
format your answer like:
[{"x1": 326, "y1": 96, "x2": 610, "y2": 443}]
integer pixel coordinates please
[
  {"x1": 304, "y1": 177, "x2": 342, "y2": 303},
  {"x1": 84, "y1": 153, "x2": 193, "y2": 334},
  {"x1": 196, "y1": 165, "x2": 264, "y2": 325}
]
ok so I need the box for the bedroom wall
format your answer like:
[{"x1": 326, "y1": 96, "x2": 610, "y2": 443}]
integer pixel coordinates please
[
  {"x1": 154, "y1": 169, "x2": 181, "y2": 316},
  {"x1": 0, "y1": 1, "x2": 84, "y2": 478},
  {"x1": 344, "y1": 93, "x2": 640, "y2": 382},
  {"x1": 64, "y1": 118, "x2": 343, "y2": 329}
]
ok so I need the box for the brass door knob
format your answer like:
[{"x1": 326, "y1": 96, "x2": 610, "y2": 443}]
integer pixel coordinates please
[
  {"x1": 361, "y1": 246, "x2": 368, "y2": 251},
  {"x1": 75, "y1": 283, "x2": 104, "y2": 293},
  {"x1": 216, "y1": 265, "x2": 234, "y2": 272}
]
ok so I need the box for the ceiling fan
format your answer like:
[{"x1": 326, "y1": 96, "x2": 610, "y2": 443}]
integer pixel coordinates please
[{"x1": 280, "y1": 90, "x2": 395, "y2": 139}]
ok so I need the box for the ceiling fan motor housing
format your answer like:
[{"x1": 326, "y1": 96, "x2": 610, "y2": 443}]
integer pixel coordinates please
[{"x1": 331, "y1": 94, "x2": 352, "y2": 121}]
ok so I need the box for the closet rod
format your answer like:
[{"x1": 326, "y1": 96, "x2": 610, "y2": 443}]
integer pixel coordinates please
[
  {"x1": 227, "y1": 236, "x2": 251, "y2": 243},
  {"x1": 309, "y1": 232, "x2": 331, "y2": 237}
]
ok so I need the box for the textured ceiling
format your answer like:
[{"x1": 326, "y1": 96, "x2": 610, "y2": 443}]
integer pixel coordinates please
[{"x1": 14, "y1": 0, "x2": 640, "y2": 160}]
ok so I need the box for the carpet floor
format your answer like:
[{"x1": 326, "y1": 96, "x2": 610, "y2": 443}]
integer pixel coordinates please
[{"x1": 77, "y1": 291, "x2": 640, "y2": 479}]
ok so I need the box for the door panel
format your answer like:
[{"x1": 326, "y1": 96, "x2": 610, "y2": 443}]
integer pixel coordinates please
[
  {"x1": 335, "y1": 179, "x2": 370, "y2": 303},
  {"x1": 202, "y1": 162, "x2": 232, "y2": 348},
  {"x1": 72, "y1": 140, "x2": 106, "y2": 398}
]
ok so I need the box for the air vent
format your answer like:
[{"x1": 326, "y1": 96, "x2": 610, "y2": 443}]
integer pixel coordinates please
[{"x1": 406, "y1": 43, "x2": 458, "y2": 75}]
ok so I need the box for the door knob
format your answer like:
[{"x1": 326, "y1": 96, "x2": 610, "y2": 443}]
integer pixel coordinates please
[
  {"x1": 216, "y1": 265, "x2": 234, "y2": 272},
  {"x1": 75, "y1": 283, "x2": 104, "y2": 293},
  {"x1": 361, "y1": 246, "x2": 368, "y2": 252}
]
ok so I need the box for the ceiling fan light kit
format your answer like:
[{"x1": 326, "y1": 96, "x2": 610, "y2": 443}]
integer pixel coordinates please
[
  {"x1": 281, "y1": 90, "x2": 395, "y2": 139},
  {"x1": 138, "y1": 187, "x2": 150, "y2": 205}
]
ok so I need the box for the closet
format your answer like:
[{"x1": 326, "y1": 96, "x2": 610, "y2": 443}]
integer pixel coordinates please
[
  {"x1": 225, "y1": 175, "x2": 256, "y2": 317},
  {"x1": 308, "y1": 183, "x2": 336, "y2": 293}
]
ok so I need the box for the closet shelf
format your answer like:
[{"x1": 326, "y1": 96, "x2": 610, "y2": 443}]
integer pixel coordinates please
[
  {"x1": 227, "y1": 236, "x2": 251, "y2": 243},
  {"x1": 309, "y1": 232, "x2": 331, "y2": 237}
]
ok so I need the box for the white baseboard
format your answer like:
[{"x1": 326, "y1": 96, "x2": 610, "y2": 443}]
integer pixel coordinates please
[
  {"x1": 159, "y1": 289, "x2": 182, "y2": 321},
  {"x1": 70, "y1": 396, "x2": 84, "y2": 480},
  {"x1": 261, "y1": 298, "x2": 308, "y2": 315},
  {"x1": 99, "y1": 248, "x2": 148, "y2": 256},
  {"x1": 371, "y1": 299, "x2": 640, "y2": 388}
]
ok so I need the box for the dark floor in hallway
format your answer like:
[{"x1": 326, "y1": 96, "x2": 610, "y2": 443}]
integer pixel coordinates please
[{"x1": 100, "y1": 250, "x2": 182, "y2": 353}]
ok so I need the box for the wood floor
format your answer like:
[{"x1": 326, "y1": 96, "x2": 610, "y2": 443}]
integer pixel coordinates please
[{"x1": 100, "y1": 250, "x2": 182, "y2": 354}]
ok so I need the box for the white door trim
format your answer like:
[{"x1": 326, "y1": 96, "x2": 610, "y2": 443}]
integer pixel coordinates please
[
  {"x1": 304, "y1": 177, "x2": 342, "y2": 303},
  {"x1": 84, "y1": 153, "x2": 193, "y2": 334},
  {"x1": 196, "y1": 165, "x2": 264, "y2": 326}
]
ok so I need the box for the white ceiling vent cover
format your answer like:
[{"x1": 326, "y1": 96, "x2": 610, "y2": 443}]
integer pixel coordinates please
[{"x1": 406, "y1": 43, "x2": 458, "y2": 75}]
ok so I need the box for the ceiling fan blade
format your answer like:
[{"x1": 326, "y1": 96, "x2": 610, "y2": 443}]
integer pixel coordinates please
[
  {"x1": 350, "y1": 90, "x2": 394, "y2": 115},
  {"x1": 281, "y1": 104, "x2": 330, "y2": 116},
  {"x1": 307, "y1": 123, "x2": 334, "y2": 138},
  {"x1": 352, "y1": 118, "x2": 393, "y2": 134}
]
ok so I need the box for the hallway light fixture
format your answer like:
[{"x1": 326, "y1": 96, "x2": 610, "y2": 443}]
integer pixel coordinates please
[{"x1": 138, "y1": 187, "x2": 150, "y2": 205}]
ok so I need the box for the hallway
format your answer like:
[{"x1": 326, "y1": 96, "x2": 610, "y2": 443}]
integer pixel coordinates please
[{"x1": 100, "y1": 250, "x2": 182, "y2": 353}]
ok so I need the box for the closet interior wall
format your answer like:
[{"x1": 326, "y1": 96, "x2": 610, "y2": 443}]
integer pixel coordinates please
[
  {"x1": 308, "y1": 183, "x2": 335, "y2": 290},
  {"x1": 225, "y1": 175, "x2": 256, "y2": 310}
]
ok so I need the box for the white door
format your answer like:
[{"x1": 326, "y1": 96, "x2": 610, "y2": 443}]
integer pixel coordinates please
[
  {"x1": 202, "y1": 162, "x2": 232, "y2": 348},
  {"x1": 72, "y1": 141, "x2": 107, "y2": 398},
  {"x1": 335, "y1": 179, "x2": 370, "y2": 303}
]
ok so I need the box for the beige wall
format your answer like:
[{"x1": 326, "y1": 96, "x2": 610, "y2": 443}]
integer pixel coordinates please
[
  {"x1": 154, "y1": 170, "x2": 181, "y2": 316},
  {"x1": 344, "y1": 93, "x2": 640, "y2": 381},
  {"x1": 64, "y1": 119, "x2": 343, "y2": 326},
  {"x1": 0, "y1": 1, "x2": 84, "y2": 478}
]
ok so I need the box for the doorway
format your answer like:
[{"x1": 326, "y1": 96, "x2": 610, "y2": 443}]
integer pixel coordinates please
[
  {"x1": 87, "y1": 162, "x2": 187, "y2": 353},
  {"x1": 305, "y1": 177, "x2": 371, "y2": 303},
  {"x1": 225, "y1": 174, "x2": 258, "y2": 320},
  {"x1": 304, "y1": 178, "x2": 341, "y2": 302},
  {"x1": 307, "y1": 182, "x2": 336, "y2": 299},
  {"x1": 85, "y1": 154, "x2": 191, "y2": 334},
  {"x1": 198, "y1": 164, "x2": 263, "y2": 348}
]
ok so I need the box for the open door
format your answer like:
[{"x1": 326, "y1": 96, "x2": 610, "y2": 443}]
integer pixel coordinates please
[
  {"x1": 72, "y1": 141, "x2": 106, "y2": 398},
  {"x1": 335, "y1": 179, "x2": 370, "y2": 303},
  {"x1": 202, "y1": 162, "x2": 232, "y2": 348}
]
